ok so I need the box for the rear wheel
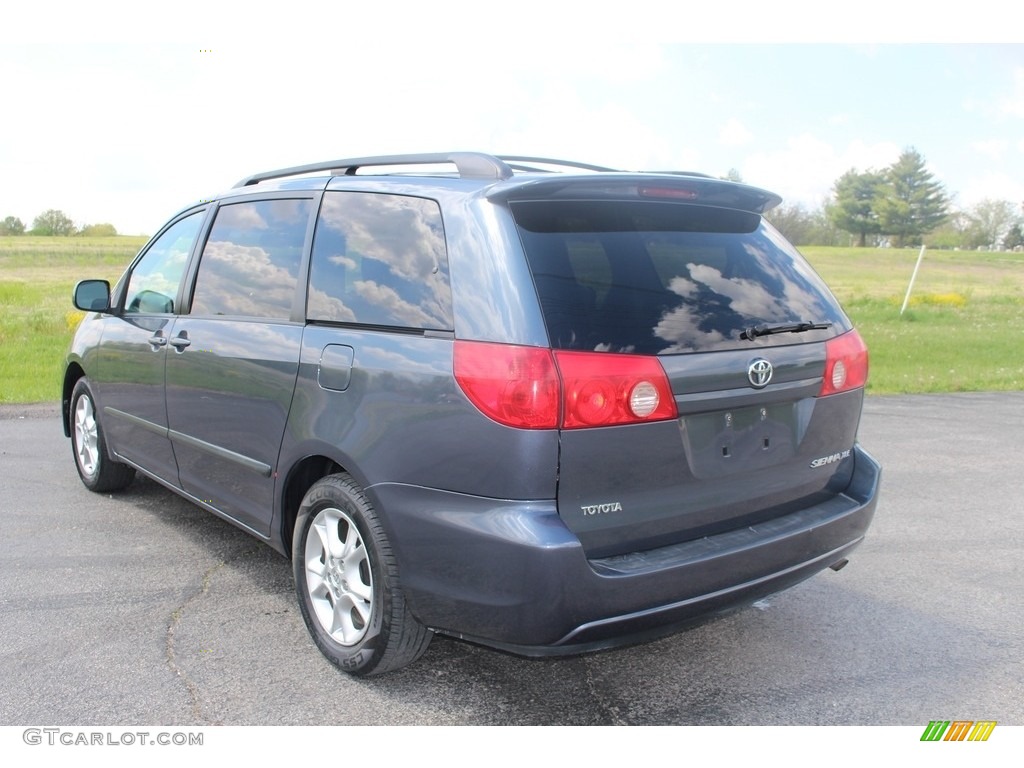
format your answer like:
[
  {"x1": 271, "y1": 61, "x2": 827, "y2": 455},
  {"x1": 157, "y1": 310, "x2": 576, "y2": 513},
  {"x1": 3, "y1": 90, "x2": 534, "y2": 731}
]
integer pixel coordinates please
[
  {"x1": 70, "y1": 378, "x2": 135, "y2": 492},
  {"x1": 292, "y1": 473, "x2": 431, "y2": 675}
]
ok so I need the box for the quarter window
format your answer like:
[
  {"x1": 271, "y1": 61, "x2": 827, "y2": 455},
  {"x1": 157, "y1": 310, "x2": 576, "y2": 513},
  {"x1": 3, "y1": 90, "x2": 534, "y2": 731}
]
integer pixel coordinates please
[
  {"x1": 307, "y1": 192, "x2": 453, "y2": 330},
  {"x1": 190, "y1": 199, "x2": 311, "y2": 319}
]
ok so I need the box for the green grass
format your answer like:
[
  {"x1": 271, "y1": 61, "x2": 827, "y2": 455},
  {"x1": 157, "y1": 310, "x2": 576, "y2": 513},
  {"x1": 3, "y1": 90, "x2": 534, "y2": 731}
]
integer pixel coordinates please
[
  {"x1": 0, "y1": 236, "x2": 146, "y2": 403},
  {"x1": 802, "y1": 246, "x2": 1024, "y2": 394},
  {"x1": 1, "y1": 239, "x2": 1022, "y2": 403}
]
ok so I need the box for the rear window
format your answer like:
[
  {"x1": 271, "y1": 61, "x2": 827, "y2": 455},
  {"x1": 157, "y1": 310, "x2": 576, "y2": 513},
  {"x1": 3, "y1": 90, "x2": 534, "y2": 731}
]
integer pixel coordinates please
[{"x1": 512, "y1": 200, "x2": 848, "y2": 354}]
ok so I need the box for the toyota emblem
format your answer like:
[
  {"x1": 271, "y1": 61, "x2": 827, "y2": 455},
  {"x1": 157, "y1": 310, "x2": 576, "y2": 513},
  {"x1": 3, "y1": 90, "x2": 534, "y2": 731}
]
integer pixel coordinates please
[{"x1": 748, "y1": 358, "x2": 773, "y2": 388}]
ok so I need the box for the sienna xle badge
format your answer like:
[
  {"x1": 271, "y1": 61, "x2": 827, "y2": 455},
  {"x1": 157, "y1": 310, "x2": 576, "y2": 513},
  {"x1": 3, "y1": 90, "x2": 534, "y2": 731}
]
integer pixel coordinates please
[{"x1": 64, "y1": 153, "x2": 880, "y2": 675}]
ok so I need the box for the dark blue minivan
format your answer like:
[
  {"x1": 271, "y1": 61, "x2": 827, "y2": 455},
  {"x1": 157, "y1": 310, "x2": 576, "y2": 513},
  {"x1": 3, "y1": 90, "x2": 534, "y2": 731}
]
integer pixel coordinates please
[{"x1": 64, "y1": 153, "x2": 880, "y2": 675}]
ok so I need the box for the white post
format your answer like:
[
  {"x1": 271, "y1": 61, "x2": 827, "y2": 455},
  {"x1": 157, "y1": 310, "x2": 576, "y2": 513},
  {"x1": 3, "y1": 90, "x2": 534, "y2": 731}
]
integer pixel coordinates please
[{"x1": 900, "y1": 245, "x2": 927, "y2": 316}]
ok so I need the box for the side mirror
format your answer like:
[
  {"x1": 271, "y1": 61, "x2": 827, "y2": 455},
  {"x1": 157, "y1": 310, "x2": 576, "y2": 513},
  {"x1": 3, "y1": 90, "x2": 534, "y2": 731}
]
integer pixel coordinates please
[{"x1": 73, "y1": 280, "x2": 111, "y2": 312}]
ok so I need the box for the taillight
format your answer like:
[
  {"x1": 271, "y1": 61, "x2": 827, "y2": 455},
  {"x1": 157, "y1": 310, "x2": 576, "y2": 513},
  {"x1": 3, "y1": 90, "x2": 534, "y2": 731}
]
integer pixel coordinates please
[
  {"x1": 454, "y1": 341, "x2": 560, "y2": 429},
  {"x1": 556, "y1": 350, "x2": 677, "y2": 429},
  {"x1": 454, "y1": 342, "x2": 678, "y2": 429},
  {"x1": 820, "y1": 330, "x2": 869, "y2": 396}
]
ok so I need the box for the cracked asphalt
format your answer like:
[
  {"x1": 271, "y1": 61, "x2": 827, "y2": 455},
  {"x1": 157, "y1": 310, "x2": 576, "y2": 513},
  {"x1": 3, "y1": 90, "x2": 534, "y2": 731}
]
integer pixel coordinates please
[{"x1": 1, "y1": 393, "x2": 1022, "y2": 725}]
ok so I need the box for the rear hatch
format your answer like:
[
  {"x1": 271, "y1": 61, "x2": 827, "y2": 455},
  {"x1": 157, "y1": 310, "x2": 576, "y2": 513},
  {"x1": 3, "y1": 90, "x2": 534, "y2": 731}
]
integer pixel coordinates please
[{"x1": 510, "y1": 186, "x2": 867, "y2": 558}]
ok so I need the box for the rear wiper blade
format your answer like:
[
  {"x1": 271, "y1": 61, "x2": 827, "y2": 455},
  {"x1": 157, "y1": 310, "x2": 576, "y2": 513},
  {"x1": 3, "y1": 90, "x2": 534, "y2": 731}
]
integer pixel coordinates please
[{"x1": 741, "y1": 321, "x2": 832, "y2": 341}]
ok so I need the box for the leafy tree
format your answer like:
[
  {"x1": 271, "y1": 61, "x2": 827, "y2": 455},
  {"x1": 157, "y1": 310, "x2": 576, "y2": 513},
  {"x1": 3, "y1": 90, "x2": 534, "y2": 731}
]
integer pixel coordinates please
[
  {"x1": 924, "y1": 210, "x2": 973, "y2": 249},
  {"x1": 962, "y1": 199, "x2": 1019, "y2": 249},
  {"x1": 1003, "y1": 222, "x2": 1024, "y2": 251},
  {"x1": 78, "y1": 223, "x2": 118, "y2": 237},
  {"x1": 0, "y1": 215, "x2": 26, "y2": 235},
  {"x1": 875, "y1": 148, "x2": 949, "y2": 247},
  {"x1": 827, "y1": 169, "x2": 885, "y2": 246},
  {"x1": 30, "y1": 209, "x2": 77, "y2": 236}
]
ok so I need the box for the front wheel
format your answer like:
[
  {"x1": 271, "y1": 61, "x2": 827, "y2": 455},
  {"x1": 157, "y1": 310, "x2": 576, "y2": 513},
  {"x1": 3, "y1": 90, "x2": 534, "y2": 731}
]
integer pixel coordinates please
[
  {"x1": 292, "y1": 474, "x2": 431, "y2": 676},
  {"x1": 69, "y1": 378, "x2": 135, "y2": 493}
]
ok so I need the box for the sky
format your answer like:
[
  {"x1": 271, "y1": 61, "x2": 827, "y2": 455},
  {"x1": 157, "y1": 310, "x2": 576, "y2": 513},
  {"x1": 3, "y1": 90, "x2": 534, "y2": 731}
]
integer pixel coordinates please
[{"x1": 2, "y1": 2, "x2": 1023, "y2": 236}]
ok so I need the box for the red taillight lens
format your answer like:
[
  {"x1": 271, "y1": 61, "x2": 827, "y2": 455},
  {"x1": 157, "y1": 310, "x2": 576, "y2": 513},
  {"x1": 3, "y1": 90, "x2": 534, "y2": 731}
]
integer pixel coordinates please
[
  {"x1": 454, "y1": 341, "x2": 560, "y2": 429},
  {"x1": 638, "y1": 185, "x2": 699, "y2": 200},
  {"x1": 454, "y1": 342, "x2": 679, "y2": 430},
  {"x1": 820, "y1": 330, "x2": 869, "y2": 396},
  {"x1": 555, "y1": 350, "x2": 677, "y2": 429}
]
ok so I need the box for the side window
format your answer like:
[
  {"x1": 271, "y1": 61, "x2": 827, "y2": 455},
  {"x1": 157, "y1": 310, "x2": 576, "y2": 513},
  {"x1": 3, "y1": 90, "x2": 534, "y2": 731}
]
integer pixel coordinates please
[
  {"x1": 124, "y1": 212, "x2": 203, "y2": 314},
  {"x1": 307, "y1": 192, "x2": 453, "y2": 330},
  {"x1": 190, "y1": 199, "x2": 311, "y2": 319}
]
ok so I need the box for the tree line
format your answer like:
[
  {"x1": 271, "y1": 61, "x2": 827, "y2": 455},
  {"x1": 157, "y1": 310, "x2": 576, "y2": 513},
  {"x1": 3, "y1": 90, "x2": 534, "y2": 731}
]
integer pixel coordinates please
[
  {"x1": 766, "y1": 147, "x2": 1024, "y2": 251},
  {"x1": 4, "y1": 147, "x2": 1021, "y2": 250},
  {"x1": 0, "y1": 209, "x2": 117, "y2": 237}
]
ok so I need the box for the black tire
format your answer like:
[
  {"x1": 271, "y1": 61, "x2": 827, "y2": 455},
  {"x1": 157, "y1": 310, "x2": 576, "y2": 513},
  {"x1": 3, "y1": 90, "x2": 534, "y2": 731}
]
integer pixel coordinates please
[
  {"x1": 292, "y1": 473, "x2": 432, "y2": 676},
  {"x1": 69, "y1": 378, "x2": 135, "y2": 493}
]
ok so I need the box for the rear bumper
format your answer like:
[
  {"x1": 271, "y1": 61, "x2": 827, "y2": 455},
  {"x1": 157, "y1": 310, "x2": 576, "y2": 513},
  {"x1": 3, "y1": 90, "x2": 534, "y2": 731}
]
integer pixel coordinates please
[{"x1": 370, "y1": 443, "x2": 881, "y2": 654}]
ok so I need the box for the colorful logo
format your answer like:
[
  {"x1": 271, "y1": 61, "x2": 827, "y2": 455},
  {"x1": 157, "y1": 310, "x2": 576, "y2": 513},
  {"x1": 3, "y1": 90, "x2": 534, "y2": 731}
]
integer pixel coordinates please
[{"x1": 920, "y1": 720, "x2": 997, "y2": 742}]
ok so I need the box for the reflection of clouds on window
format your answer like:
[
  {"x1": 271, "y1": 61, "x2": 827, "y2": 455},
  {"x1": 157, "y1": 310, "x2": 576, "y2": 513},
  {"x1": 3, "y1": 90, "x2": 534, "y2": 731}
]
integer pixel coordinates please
[
  {"x1": 667, "y1": 275, "x2": 698, "y2": 299},
  {"x1": 214, "y1": 204, "x2": 269, "y2": 230},
  {"x1": 655, "y1": 304, "x2": 728, "y2": 352},
  {"x1": 307, "y1": 286, "x2": 357, "y2": 323},
  {"x1": 308, "y1": 192, "x2": 453, "y2": 329},
  {"x1": 353, "y1": 279, "x2": 444, "y2": 328},
  {"x1": 653, "y1": 236, "x2": 836, "y2": 351},
  {"x1": 192, "y1": 241, "x2": 296, "y2": 318},
  {"x1": 329, "y1": 255, "x2": 357, "y2": 270},
  {"x1": 190, "y1": 200, "x2": 309, "y2": 319},
  {"x1": 319, "y1": 193, "x2": 445, "y2": 282},
  {"x1": 688, "y1": 264, "x2": 790, "y2": 321}
]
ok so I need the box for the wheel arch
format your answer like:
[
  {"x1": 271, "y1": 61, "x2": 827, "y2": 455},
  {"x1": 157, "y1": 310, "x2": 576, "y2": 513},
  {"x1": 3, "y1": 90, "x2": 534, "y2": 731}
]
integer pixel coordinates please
[
  {"x1": 278, "y1": 453, "x2": 346, "y2": 558},
  {"x1": 62, "y1": 362, "x2": 86, "y2": 437}
]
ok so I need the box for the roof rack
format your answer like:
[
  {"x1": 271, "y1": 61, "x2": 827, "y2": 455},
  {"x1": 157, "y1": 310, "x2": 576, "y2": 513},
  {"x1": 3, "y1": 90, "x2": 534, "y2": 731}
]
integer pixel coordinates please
[
  {"x1": 233, "y1": 152, "x2": 731, "y2": 188},
  {"x1": 497, "y1": 156, "x2": 619, "y2": 174},
  {"x1": 233, "y1": 152, "x2": 518, "y2": 188}
]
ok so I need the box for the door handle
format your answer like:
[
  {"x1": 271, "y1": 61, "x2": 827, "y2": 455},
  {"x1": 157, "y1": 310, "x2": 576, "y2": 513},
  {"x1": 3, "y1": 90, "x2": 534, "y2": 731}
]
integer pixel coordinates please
[
  {"x1": 169, "y1": 332, "x2": 191, "y2": 351},
  {"x1": 148, "y1": 332, "x2": 167, "y2": 349}
]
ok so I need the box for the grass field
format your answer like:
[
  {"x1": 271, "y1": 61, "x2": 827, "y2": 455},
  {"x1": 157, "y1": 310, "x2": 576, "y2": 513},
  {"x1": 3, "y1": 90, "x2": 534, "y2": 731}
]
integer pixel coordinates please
[
  {"x1": 0, "y1": 236, "x2": 147, "y2": 403},
  {"x1": 1, "y1": 237, "x2": 1022, "y2": 404},
  {"x1": 801, "y1": 246, "x2": 1024, "y2": 393}
]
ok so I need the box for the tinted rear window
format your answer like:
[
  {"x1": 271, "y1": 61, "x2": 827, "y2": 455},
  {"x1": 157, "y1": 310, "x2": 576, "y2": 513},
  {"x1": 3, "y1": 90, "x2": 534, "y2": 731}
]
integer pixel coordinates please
[{"x1": 512, "y1": 200, "x2": 848, "y2": 354}]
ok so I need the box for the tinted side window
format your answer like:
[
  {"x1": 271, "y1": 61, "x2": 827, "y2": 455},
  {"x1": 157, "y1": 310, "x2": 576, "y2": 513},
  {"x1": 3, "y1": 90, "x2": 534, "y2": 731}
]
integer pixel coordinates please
[
  {"x1": 190, "y1": 199, "x2": 311, "y2": 319},
  {"x1": 514, "y1": 200, "x2": 848, "y2": 354},
  {"x1": 124, "y1": 212, "x2": 203, "y2": 314},
  {"x1": 307, "y1": 192, "x2": 453, "y2": 330}
]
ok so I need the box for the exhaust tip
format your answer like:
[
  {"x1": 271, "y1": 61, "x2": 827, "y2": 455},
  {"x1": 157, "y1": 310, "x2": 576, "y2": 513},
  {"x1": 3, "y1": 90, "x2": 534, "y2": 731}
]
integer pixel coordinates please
[{"x1": 829, "y1": 558, "x2": 850, "y2": 572}]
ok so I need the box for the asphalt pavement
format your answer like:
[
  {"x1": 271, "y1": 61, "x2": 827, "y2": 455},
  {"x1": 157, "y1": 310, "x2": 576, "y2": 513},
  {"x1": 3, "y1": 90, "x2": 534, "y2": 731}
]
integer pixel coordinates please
[{"x1": 1, "y1": 393, "x2": 1021, "y2": 726}]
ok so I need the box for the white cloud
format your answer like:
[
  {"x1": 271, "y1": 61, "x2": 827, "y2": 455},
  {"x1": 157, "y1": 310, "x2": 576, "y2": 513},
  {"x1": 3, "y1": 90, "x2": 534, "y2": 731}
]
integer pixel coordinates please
[
  {"x1": 718, "y1": 118, "x2": 753, "y2": 147},
  {"x1": 999, "y1": 67, "x2": 1024, "y2": 118},
  {"x1": 958, "y1": 172, "x2": 1024, "y2": 209},
  {"x1": 742, "y1": 135, "x2": 900, "y2": 206},
  {"x1": 972, "y1": 139, "x2": 1010, "y2": 161}
]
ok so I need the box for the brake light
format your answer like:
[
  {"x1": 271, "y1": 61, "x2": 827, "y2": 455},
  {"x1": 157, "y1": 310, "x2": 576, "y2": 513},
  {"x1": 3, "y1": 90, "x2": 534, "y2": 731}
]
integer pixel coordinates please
[
  {"x1": 556, "y1": 350, "x2": 677, "y2": 428},
  {"x1": 820, "y1": 330, "x2": 869, "y2": 396},
  {"x1": 638, "y1": 185, "x2": 699, "y2": 200},
  {"x1": 454, "y1": 342, "x2": 560, "y2": 429},
  {"x1": 454, "y1": 342, "x2": 678, "y2": 429}
]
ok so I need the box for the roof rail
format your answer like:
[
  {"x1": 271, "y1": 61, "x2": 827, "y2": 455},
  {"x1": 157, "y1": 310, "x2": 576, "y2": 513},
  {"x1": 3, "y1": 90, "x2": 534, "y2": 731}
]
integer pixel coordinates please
[
  {"x1": 497, "y1": 156, "x2": 619, "y2": 174},
  {"x1": 233, "y1": 152, "x2": 516, "y2": 188}
]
